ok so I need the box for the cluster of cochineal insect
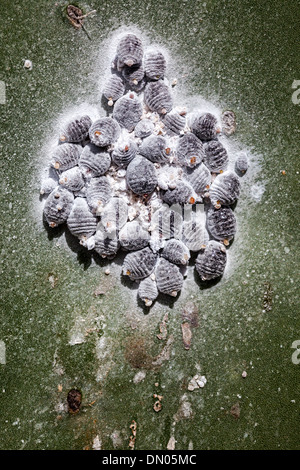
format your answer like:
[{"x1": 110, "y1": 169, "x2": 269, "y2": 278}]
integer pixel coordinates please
[{"x1": 40, "y1": 33, "x2": 248, "y2": 307}]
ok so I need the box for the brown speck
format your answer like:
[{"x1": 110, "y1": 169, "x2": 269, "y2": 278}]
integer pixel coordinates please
[
  {"x1": 230, "y1": 402, "x2": 240, "y2": 419},
  {"x1": 67, "y1": 388, "x2": 82, "y2": 414}
]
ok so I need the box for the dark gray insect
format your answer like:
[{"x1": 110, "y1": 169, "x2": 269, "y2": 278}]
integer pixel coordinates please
[
  {"x1": 203, "y1": 140, "x2": 228, "y2": 173},
  {"x1": 102, "y1": 74, "x2": 125, "y2": 106},
  {"x1": 119, "y1": 220, "x2": 150, "y2": 251},
  {"x1": 161, "y1": 239, "x2": 190, "y2": 265},
  {"x1": 144, "y1": 81, "x2": 173, "y2": 115},
  {"x1": 100, "y1": 197, "x2": 128, "y2": 233},
  {"x1": 79, "y1": 143, "x2": 111, "y2": 177},
  {"x1": 209, "y1": 171, "x2": 241, "y2": 207},
  {"x1": 181, "y1": 214, "x2": 209, "y2": 251},
  {"x1": 195, "y1": 240, "x2": 227, "y2": 281},
  {"x1": 43, "y1": 186, "x2": 74, "y2": 228},
  {"x1": 206, "y1": 206, "x2": 237, "y2": 244},
  {"x1": 59, "y1": 115, "x2": 92, "y2": 143},
  {"x1": 150, "y1": 205, "x2": 183, "y2": 240},
  {"x1": 138, "y1": 276, "x2": 159, "y2": 306},
  {"x1": 144, "y1": 50, "x2": 166, "y2": 80},
  {"x1": 161, "y1": 180, "x2": 194, "y2": 205},
  {"x1": 86, "y1": 176, "x2": 112, "y2": 214},
  {"x1": 155, "y1": 258, "x2": 183, "y2": 297},
  {"x1": 235, "y1": 152, "x2": 248, "y2": 175},
  {"x1": 126, "y1": 156, "x2": 158, "y2": 196},
  {"x1": 66, "y1": 197, "x2": 98, "y2": 239},
  {"x1": 139, "y1": 135, "x2": 170, "y2": 163},
  {"x1": 221, "y1": 110, "x2": 236, "y2": 136},
  {"x1": 122, "y1": 247, "x2": 158, "y2": 280},
  {"x1": 122, "y1": 63, "x2": 144, "y2": 87},
  {"x1": 113, "y1": 92, "x2": 143, "y2": 132},
  {"x1": 163, "y1": 109, "x2": 186, "y2": 135},
  {"x1": 89, "y1": 117, "x2": 120, "y2": 147},
  {"x1": 116, "y1": 33, "x2": 144, "y2": 69},
  {"x1": 59, "y1": 167, "x2": 85, "y2": 192},
  {"x1": 191, "y1": 112, "x2": 219, "y2": 141},
  {"x1": 50, "y1": 143, "x2": 81, "y2": 171},
  {"x1": 176, "y1": 132, "x2": 205, "y2": 168},
  {"x1": 111, "y1": 138, "x2": 138, "y2": 167},
  {"x1": 185, "y1": 162, "x2": 211, "y2": 195},
  {"x1": 93, "y1": 224, "x2": 120, "y2": 259},
  {"x1": 134, "y1": 119, "x2": 155, "y2": 139}
]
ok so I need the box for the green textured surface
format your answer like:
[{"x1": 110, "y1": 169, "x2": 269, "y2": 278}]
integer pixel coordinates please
[{"x1": 0, "y1": 0, "x2": 299, "y2": 450}]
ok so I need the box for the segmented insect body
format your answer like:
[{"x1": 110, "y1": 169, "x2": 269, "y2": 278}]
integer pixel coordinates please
[
  {"x1": 79, "y1": 143, "x2": 111, "y2": 177},
  {"x1": 86, "y1": 176, "x2": 112, "y2": 214},
  {"x1": 144, "y1": 81, "x2": 173, "y2": 115},
  {"x1": 59, "y1": 115, "x2": 92, "y2": 143},
  {"x1": 113, "y1": 92, "x2": 143, "y2": 132},
  {"x1": 155, "y1": 258, "x2": 183, "y2": 297},
  {"x1": 150, "y1": 205, "x2": 183, "y2": 240},
  {"x1": 126, "y1": 156, "x2": 158, "y2": 196},
  {"x1": 89, "y1": 118, "x2": 120, "y2": 147},
  {"x1": 176, "y1": 132, "x2": 205, "y2": 168},
  {"x1": 191, "y1": 112, "x2": 219, "y2": 141},
  {"x1": 139, "y1": 135, "x2": 170, "y2": 163},
  {"x1": 181, "y1": 213, "x2": 209, "y2": 251},
  {"x1": 122, "y1": 63, "x2": 144, "y2": 87},
  {"x1": 122, "y1": 247, "x2": 158, "y2": 280},
  {"x1": 66, "y1": 197, "x2": 98, "y2": 239},
  {"x1": 161, "y1": 180, "x2": 194, "y2": 205},
  {"x1": 162, "y1": 239, "x2": 190, "y2": 265},
  {"x1": 195, "y1": 240, "x2": 227, "y2": 281},
  {"x1": 209, "y1": 171, "x2": 241, "y2": 207},
  {"x1": 43, "y1": 187, "x2": 74, "y2": 227},
  {"x1": 119, "y1": 220, "x2": 150, "y2": 251},
  {"x1": 203, "y1": 140, "x2": 228, "y2": 173},
  {"x1": 59, "y1": 167, "x2": 85, "y2": 192},
  {"x1": 235, "y1": 152, "x2": 248, "y2": 174},
  {"x1": 138, "y1": 276, "x2": 159, "y2": 306},
  {"x1": 93, "y1": 223, "x2": 120, "y2": 258},
  {"x1": 102, "y1": 74, "x2": 125, "y2": 106},
  {"x1": 185, "y1": 162, "x2": 211, "y2": 195},
  {"x1": 221, "y1": 110, "x2": 236, "y2": 136},
  {"x1": 116, "y1": 33, "x2": 144, "y2": 69},
  {"x1": 163, "y1": 109, "x2": 186, "y2": 135},
  {"x1": 51, "y1": 143, "x2": 81, "y2": 171},
  {"x1": 40, "y1": 177, "x2": 57, "y2": 195},
  {"x1": 100, "y1": 197, "x2": 128, "y2": 233},
  {"x1": 206, "y1": 206, "x2": 237, "y2": 243},
  {"x1": 134, "y1": 119, "x2": 155, "y2": 139},
  {"x1": 144, "y1": 50, "x2": 166, "y2": 80},
  {"x1": 111, "y1": 136, "x2": 138, "y2": 167}
]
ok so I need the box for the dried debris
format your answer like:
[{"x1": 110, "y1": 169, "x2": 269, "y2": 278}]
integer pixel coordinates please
[
  {"x1": 67, "y1": 388, "x2": 82, "y2": 414},
  {"x1": 66, "y1": 4, "x2": 95, "y2": 29},
  {"x1": 167, "y1": 436, "x2": 176, "y2": 450},
  {"x1": 181, "y1": 302, "x2": 199, "y2": 350},
  {"x1": 152, "y1": 335, "x2": 174, "y2": 367},
  {"x1": 263, "y1": 281, "x2": 273, "y2": 312},
  {"x1": 153, "y1": 393, "x2": 163, "y2": 412},
  {"x1": 187, "y1": 374, "x2": 207, "y2": 391},
  {"x1": 181, "y1": 322, "x2": 192, "y2": 350},
  {"x1": 157, "y1": 313, "x2": 168, "y2": 340},
  {"x1": 129, "y1": 420, "x2": 137, "y2": 450}
]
